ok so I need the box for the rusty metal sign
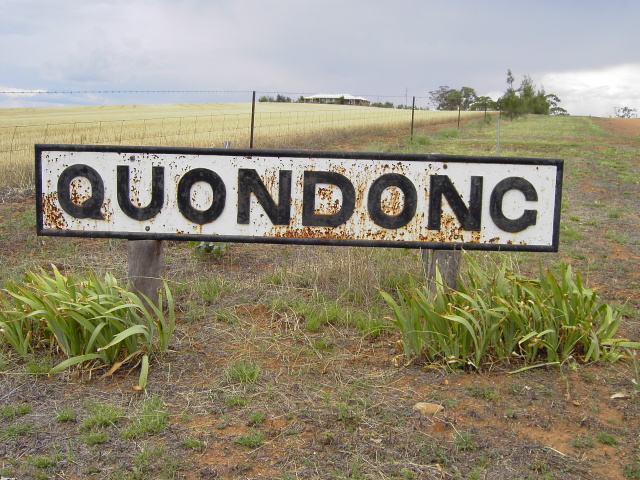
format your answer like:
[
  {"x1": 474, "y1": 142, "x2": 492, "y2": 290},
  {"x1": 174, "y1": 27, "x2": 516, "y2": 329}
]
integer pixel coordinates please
[{"x1": 36, "y1": 145, "x2": 563, "y2": 251}]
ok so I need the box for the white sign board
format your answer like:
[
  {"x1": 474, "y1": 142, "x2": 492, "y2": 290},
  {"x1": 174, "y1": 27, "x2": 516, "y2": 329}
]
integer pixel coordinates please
[{"x1": 36, "y1": 145, "x2": 563, "y2": 251}]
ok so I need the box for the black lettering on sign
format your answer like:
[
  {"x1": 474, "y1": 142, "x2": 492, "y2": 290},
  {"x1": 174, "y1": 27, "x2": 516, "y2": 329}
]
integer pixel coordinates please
[
  {"x1": 367, "y1": 173, "x2": 417, "y2": 229},
  {"x1": 428, "y1": 175, "x2": 483, "y2": 230},
  {"x1": 57, "y1": 164, "x2": 104, "y2": 219},
  {"x1": 177, "y1": 168, "x2": 226, "y2": 224},
  {"x1": 302, "y1": 171, "x2": 355, "y2": 227},
  {"x1": 237, "y1": 169, "x2": 292, "y2": 225},
  {"x1": 490, "y1": 177, "x2": 538, "y2": 233},
  {"x1": 117, "y1": 165, "x2": 165, "y2": 221}
]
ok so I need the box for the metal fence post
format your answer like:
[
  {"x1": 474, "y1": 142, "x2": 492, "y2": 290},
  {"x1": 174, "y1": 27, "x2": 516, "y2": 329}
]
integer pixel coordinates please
[{"x1": 250, "y1": 91, "x2": 256, "y2": 148}]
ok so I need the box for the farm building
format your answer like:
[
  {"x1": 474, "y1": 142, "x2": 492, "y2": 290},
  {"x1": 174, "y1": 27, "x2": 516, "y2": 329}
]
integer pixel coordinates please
[{"x1": 303, "y1": 94, "x2": 371, "y2": 106}]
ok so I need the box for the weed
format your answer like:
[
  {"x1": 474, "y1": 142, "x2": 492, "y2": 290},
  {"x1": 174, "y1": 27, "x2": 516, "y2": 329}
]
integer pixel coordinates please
[
  {"x1": 0, "y1": 422, "x2": 35, "y2": 440},
  {"x1": 29, "y1": 454, "x2": 57, "y2": 469},
  {"x1": 234, "y1": 429, "x2": 264, "y2": 447},
  {"x1": 0, "y1": 266, "x2": 175, "y2": 387},
  {"x1": 248, "y1": 411, "x2": 266, "y2": 425},
  {"x1": 419, "y1": 440, "x2": 450, "y2": 464},
  {"x1": 382, "y1": 255, "x2": 639, "y2": 369},
  {"x1": 505, "y1": 408, "x2": 518, "y2": 419},
  {"x1": 188, "y1": 241, "x2": 234, "y2": 259},
  {"x1": 226, "y1": 359, "x2": 260, "y2": 384},
  {"x1": 26, "y1": 358, "x2": 54, "y2": 375},
  {"x1": 197, "y1": 277, "x2": 231, "y2": 302},
  {"x1": 225, "y1": 394, "x2": 249, "y2": 408},
  {"x1": 81, "y1": 402, "x2": 125, "y2": 430},
  {"x1": 400, "y1": 467, "x2": 416, "y2": 479},
  {"x1": 0, "y1": 402, "x2": 32, "y2": 418},
  {"x1": 454, "y1": 430, "x2": 478, "y2": 451},
  {"x1": 624, "y1": 454, "x2": 640, "y2": 479},
  {"x1": 181, "y1": 436, "x2": 205, "y2": 449},
  {"x1": 466, "y1": 385, "x2": 499, "y2": 401},
  {"x1": 82, "y1": 431, "x2": 108, "y2": 445},
  {"x1": 312, "y1": 335, "x2": 333, "y2": 352},
  {"x1": 54, "y1": 407, "x2": 75, "y2": 422},
  {"x1": 596, "y1": 431, "x2": 618, "y2": 445},
  {"x1": 216, "y1": 413, "x2": 232, "y2": 429},
  {"x1": 216, "y1": 308, "x2": 240, "y2": 324},
  {"x1": 570, "y1": 433, "x2": 594, "y2": 448},
  {"x1": 121, "y1": 396, "x2": 168, "y2": 438}
]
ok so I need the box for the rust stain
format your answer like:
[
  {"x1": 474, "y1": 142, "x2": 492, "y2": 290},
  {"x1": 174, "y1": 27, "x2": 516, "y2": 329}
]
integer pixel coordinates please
[
  {"x1": 102, "y1": 198, "x2": 113, "y2": 222},
  {"x1": 271, "y1": 225, "x2": 356, "y2": 240},
  {"x1": 69, "y1": 178, "x2": 91, "y2": 207},
  {"x1": 314, "y1": 185, "x2": 341, "y2": 215},
  {"x1": 41, "y1": 193, "x2": 68, "y2": 230},
  {"x1": 418, "y1": 214, "x2": 482, "y2": 244},
  {"x1": 380, "y1": 186, "x2": 404, "y2": 216}
]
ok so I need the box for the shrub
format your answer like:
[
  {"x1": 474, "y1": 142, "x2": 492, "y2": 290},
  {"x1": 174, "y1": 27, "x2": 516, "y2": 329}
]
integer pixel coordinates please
[
  {"x1": 381, "y1": 256, "x2": 639, "y2": 370},
  {"x1": 0, "y1": 266, "x2": 174, "y2": 387}
]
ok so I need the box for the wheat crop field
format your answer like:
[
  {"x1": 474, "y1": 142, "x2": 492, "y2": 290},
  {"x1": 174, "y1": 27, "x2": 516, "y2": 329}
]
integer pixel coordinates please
[{"x1": 0, "y1": 102, "x2": 485, "y2": 190}]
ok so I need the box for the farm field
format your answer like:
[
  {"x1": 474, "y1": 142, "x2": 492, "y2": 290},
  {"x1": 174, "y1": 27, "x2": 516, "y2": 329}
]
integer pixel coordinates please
[
  {"x1": 1, "y1": 113, "x2": 640, "y2": 479},
  {"x1": 0, "y1": 102, "x2": 480, "y2": 190}
]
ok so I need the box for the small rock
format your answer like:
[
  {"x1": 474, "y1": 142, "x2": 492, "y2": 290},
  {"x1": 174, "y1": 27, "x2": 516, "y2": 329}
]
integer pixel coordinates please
[{"x1": 413, "y1": 402, "x2": 444, "y2": 415}]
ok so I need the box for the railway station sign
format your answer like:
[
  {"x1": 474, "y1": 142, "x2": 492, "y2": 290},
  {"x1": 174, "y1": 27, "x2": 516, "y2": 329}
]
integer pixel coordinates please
[{"x1": 36, "y1": 145, "x2": 563, "y2": 251}]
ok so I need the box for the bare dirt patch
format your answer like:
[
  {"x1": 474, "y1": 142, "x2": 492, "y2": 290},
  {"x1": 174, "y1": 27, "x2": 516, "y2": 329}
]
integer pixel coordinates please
[{"x1": 592, "y1": 117, "x2": 640, "y2": 137}]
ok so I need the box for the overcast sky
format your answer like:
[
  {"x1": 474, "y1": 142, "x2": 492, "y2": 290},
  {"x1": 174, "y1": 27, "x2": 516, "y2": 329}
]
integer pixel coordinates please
[{"x1": 1, "y1": 0, "x2": 638, "y2": 116}]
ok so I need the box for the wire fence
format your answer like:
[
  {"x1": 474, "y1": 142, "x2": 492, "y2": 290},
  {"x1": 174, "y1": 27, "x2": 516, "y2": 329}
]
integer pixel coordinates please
[{"x1": 0, "y1": 104, "x2": 485, "y2": 190}]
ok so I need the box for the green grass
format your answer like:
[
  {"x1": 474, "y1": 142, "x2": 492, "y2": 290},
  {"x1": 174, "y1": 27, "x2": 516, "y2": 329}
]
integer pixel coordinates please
[
  {"x1": 234, "y1": 429, "x2": 265, "y2": 447},
  {"x1": 454, "y1": 431, "x2": 478, "y2": 451},
  {"x1": 121, "y1": 396, "x2": 169, "y2": 438},
  {"x1": 570, "y1": 433, "x2": 595, "y2": 448},
  {"x1": 181, "y1": 436, "x2": 206, "y2": 449},
  {"x1": 225, "y1": 359, "x2": 260, "y2": 384},
  {"x1": 81, "y1": 431, "x2": 109, "y2": 445},
  {"x1": 596, "y1": 431, "x2": 618, "y2": 445},
  {"x1": 0, "y1": 422, "x2": 36, "y2": 440},
  {"x1": 54, "y1": 407, "x2": 75, "y2": 422},
  {"x1": 0, "y1": 402, "x2": 32, "y2": 418},
  {"x1": 81, "y1": 402, "x2": 125, "y2": 430}
]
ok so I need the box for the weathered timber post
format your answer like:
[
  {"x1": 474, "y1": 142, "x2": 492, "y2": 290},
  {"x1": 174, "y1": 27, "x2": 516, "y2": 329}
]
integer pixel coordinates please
[
  {"x1": 128, "y1": 240, "x2": 164, "y2": 306},
  {"x1": 422, "y1": 249, "x2": 462, "y2": 295}
]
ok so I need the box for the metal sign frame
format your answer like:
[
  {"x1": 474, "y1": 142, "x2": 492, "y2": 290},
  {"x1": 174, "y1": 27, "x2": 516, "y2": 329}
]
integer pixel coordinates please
[{"x1": 36, "y1": 144, "x2": 563, "y2": 252}]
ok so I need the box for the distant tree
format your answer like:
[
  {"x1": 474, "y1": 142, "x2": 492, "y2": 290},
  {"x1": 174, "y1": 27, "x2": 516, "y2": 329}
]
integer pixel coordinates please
[
  {"x1": 614, "y1": 106, "x2": 638, "y2": 118},
  {"x1": 297, "y1": 96, "x2": 305, "y2": 103},
  {"x1": 506, "y1": 69, "x2": 515, "y2": 90},
  {"x1": 429, "y1": 86, "x2": 458, "y2": 110},
  {"x1": 275, "y1": 94, "x2": 292, "y2": 103},
  {"x1": 459, "y1": 87, "x2": 478, "y2": 110},
  {"x1": 259, "y1": 95, "x2": 275, "y2": 102},
  {"x1": 499, "y1": 71, "x2": 565, "y2": 119},
  {"x1": 470, "y1": 95, "x2": 498, "y2": 111},
  {"x1": 547, "y1": 94, "x2": 568, "y2": 115},
  {"x1": 429, "y1": 86, "x2": 477, "y2": 111},
  {"x1": 372, "y1": 101, "x2": 394, "y2": 108}
]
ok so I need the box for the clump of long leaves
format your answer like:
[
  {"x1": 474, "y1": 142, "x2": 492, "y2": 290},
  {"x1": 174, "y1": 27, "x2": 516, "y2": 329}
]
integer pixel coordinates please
[
  {"x1": 0, "y1": 265, "x2": 174, "y2": 387},
  {"x1": 381, "y1": 256, "x2": 639, "y2": 371}
]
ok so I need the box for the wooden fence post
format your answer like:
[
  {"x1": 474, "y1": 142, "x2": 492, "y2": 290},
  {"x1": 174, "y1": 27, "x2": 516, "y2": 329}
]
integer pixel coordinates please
[
  {"x1": 128, "y1": 240, "x2": 164, "y2": 306},
  {"x1": 423, "y1": 249, "x2": 462, "y2": 295}
]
